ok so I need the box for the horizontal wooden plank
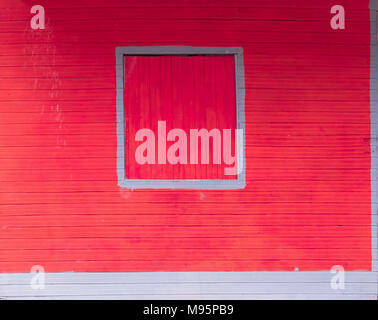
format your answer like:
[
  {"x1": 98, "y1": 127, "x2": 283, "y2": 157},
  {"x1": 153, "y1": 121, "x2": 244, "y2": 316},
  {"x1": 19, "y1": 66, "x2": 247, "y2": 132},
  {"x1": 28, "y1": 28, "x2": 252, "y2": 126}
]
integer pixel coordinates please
[
  {"x1": 0, "y1": 201, "x2": 370, "y2": 214},
  {"x1": 0, "y1": 54, "x2": 370, "y2": 68},
  {"x1": 0, "y1": 248, "x2": 372, "y2": 262},
  {"x1": 0, "y1": 180, "x2": 371, "y2": 193},
  {"x1": 0, "y1": 30, "x2": 370, "y2": 45},
  {"x1": 0, "y1": 259, "x2": 372, "y2": 273},
  {"x1": 0, "y1": 74, "x2": 371, "y2": 90},
  {"x1": 0, "y1": 188, "x2": 372, "y2": 200},
  {"x1": 0, "y1": 134, "x2": 371, "y2": 147},
  {"x1": 0, "y1": 159, "x2": 372, "y2": 172},
  {"x1": 0, "y1": 146, "x2": 371, "y2": 160},
  {"x1": 0, "y1": 213, "x2": 372, "y2": 227},
  {"x1": 0, "y1": 89, "x2": 370, "y2": 101},
  {"x1": 0, "y1": 111, "x2": 371, "y2": 124},
  {"x1": 0, "y1": 236, "x2": 374, "y2": 250},
  {"x1": 0, "y1": 42, "x2": 371, "y2": 56},
  {"x1": 0, "y1": 0, "x2": 370, "y2": 9},
  {"x1": 0, "y1": 100, "x2": 371, "y2": 113},
  {"x1": 0, "y1": 123, "x2": 371, "y2": 136},
  {"x1": 0, "y1": 20, "x2": 370, "y2": 35},
  {"x1": 0, "y1": 5, "x2": 370, "y2": 23},
  {"x1": 0, "y1": 168, "x2": 371, "y2": 182},
  {"x1": 0, "y1": 63, "x2": 370, "y2": 80},
  {"x1": 0, "y1": 225, "x2": 369, "y2": 237}
]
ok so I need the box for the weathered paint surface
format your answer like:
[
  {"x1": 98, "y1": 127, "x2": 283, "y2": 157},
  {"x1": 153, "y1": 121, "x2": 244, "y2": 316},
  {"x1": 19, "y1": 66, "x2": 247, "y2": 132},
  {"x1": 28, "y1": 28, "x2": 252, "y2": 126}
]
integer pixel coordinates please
[
  {"x1": 124, "y1": 55, "x2": 237, "y2": 180},
  {"x1": 0, "y1": 0, "x2": 374, "y2": 277}
]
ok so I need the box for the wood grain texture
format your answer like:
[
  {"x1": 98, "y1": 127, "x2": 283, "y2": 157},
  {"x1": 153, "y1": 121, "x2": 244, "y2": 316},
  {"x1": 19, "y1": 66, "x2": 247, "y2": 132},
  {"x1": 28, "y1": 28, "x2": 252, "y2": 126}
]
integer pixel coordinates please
[{"x1": 0, "y1": 0, "x2": 374, "y2": 275}]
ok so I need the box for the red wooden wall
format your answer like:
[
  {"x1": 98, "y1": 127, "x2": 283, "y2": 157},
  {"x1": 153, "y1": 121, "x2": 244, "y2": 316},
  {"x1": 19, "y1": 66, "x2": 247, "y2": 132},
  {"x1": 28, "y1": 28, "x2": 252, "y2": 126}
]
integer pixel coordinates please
[{"x1": 0, "y1": 0, "x2": 373, "y2": 272}]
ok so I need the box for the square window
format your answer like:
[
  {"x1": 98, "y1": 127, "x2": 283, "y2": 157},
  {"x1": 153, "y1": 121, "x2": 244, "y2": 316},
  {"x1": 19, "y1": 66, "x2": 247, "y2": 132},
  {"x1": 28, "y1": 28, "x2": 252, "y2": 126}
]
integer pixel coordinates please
[{"x1": 115, "y1": 46, "x2": 245, "y2": 189}]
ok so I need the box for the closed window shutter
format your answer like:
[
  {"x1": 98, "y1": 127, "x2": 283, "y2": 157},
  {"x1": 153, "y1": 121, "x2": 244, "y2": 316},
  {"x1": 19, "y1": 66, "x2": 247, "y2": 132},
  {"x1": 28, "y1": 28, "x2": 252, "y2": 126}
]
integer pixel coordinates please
[{"x1": 124, "y1": 55, "x2": 237, "y2": 180}]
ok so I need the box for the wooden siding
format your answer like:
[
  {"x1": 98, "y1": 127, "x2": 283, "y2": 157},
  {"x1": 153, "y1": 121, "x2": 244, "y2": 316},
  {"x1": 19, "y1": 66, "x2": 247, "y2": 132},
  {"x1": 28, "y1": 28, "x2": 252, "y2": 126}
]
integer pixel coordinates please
[{"x1": 0, "y1": 0, "x2": 374, "y2": 286}]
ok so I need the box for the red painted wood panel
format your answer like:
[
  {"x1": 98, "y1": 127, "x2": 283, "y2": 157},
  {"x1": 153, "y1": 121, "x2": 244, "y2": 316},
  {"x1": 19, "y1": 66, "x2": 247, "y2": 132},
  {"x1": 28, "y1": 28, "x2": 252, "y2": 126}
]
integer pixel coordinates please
[
  {"x1": 0, "y1": 0, "x2": 373, "y2": 272},
  {"x1": 124, "y1": 55, "x2": 236, "y2": 179}
]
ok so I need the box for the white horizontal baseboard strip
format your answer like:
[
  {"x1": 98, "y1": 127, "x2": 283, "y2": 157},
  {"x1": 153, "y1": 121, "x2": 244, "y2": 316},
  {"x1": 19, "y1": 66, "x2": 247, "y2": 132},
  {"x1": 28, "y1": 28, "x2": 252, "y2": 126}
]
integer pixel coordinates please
[{"x1": 0, "y1": 271, "x2": 376, "y2": 300}]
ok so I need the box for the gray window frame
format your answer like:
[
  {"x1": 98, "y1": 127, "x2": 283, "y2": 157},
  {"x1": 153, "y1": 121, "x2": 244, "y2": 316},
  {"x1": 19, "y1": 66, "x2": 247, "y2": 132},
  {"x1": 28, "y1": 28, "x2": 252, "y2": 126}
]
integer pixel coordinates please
[{"x1": 115, "y1": 46, "x2": 246, "y2": 189}]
